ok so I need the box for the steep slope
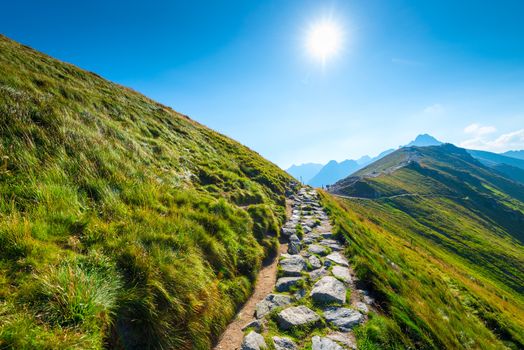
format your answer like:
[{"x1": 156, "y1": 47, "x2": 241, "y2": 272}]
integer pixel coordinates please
[
  {"x1": 286, "y1": 162, "x2": 323, "y2": 184},
  {"x1": 0, "y1": 35, "x2": 295, "y2": 349},
  {"x1": 325, "y1": 144, "x2": 524, "y2": 348},
  {"x1": 468, "y1": 149, "x2": 524, "y2": 184},
  {"x1": 308, "y1": 159, "x2": 360, "y2": 187}
]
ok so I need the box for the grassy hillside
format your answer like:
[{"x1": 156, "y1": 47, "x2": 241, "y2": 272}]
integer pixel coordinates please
[
  {"x1": 0, "y1": 35, "x2": 294, "y2": 349},
  {"x1": 323, "y1": 145, "x2": 524, "y2": 349}
]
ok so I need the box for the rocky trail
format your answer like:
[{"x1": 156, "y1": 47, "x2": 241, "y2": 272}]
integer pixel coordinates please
[{"x1": 216, "y1": 187, "x2": 374, "y2": 350}]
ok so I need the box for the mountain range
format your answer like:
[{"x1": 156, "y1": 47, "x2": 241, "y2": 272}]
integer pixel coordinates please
[{"x1": 288, "y1": 134, "x2": 524, "y2": 187}]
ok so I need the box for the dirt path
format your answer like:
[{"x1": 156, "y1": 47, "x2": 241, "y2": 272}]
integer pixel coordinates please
[
  {"x1": 213, "y1": 199, "x2": 293, "y2": 350},
  {"x1": 213, "y1": 242, "x2": 287, "y2": 350}
]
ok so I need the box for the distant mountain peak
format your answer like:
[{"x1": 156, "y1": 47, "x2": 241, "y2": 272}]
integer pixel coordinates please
[{"x1": 406, "y1": 134, "x2": 443, "y2": 147}]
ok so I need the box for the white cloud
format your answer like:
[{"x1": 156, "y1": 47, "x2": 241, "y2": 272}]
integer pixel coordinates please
[
  {"x1": 423, "y1": 104, "x2": 445, "y2": 114},
  {"x1": 464, "y1": 123, "x2": 497, "y2": 136},
  {"x1": 460, "y1": 128, "x2": 524, "y2": 152}
]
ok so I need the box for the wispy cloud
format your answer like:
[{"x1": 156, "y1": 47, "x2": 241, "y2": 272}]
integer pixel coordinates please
[
  {"x1": 460, "y1": 126, "x2": 524, "y2": 152},
  {"x1": 391, "y1": 57, "x2": 424, "y2": 66},
  {"x1": 423, "y1": 103, "x2": 445, "y2": 114},
  {"x1": 464, "y1": 123, "x2": 497, "y2": 136}
]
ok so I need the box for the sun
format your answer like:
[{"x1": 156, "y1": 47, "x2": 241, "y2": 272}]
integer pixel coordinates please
[{"x1": 307, "y1": 20, "x2": 343, "y2": 63}]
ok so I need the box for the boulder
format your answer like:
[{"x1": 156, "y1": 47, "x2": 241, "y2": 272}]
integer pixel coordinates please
[
  {"x1": 241, "y1": 331, "x2": 267, "y2": 350},
  {"x1": 276, "y1": 305, "x2": 320, "y2": 330},
  {"x1": 331, "y1": 266, "x2": 352, "y2": 283},
  {"x1": 310, "y1": 276, "x2": 346, "y2": 304},
  {"x1": 275, "y1": 277, "x2": 303, "y2": 292},
  {"x1": 279, "y1": 255, "x2": 306, "y2": 276},
  {"x1": 255, "y1": 294, "x2": 292, "y2": 319},
  {"x1": 308, "y1": 244, "x2": 328, "y2": 256},
  {"x1": 326, "y1": 252, "x2": 349, "y2": 267},
  {"x1": 323, "y1": 307, "x2": 364, "y2": 331},
  {"x1": 272, "y1": 336, "x2": 297, "y2": 350},
  {"x1": 311, "y1": 335, "x2": 344, "y2": 350},
  {"x1": 308, "y1": 255, "x2": 322, "y2": 270}
]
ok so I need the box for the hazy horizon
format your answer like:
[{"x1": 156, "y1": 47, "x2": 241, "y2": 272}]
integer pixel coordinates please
[{"x1": 2, "y1": 0, "x2": 524, "y2": 168}]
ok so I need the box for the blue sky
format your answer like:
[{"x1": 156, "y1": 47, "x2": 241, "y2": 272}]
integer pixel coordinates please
[{"x1": 2, "y1": 0, "x2": 524, "y2": 168}]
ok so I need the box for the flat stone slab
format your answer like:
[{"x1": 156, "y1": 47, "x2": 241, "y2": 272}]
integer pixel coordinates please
[
  {"x1": 280, "y1": 255, "x2": 306, "y2": 276},
  {"x1": 308, "y1": 244, "x2": 328, "y2": 256},
  {"x1": 331, "y1": 265, "x2": 352, "y2": 283},
  {"x1": 323, "y1": 307, "x2": 364, "y2": 331},
  {"x1": 276, "y1": 305, "x2": 320, "y2": 330},
  {"x1": 255, "y1": 294, "x2": 292, "y2": 319},
  {"x1": 311, "y1": 335, "x2": 344, "y2": 350},
  {"x1": 326, "y1": 252, "x2": 349, "y2": 267},
  {"x1": 309, "y1": 267, "x2": 329, "y2": 281},
  {"x1": 275, "y1": 277, "x2": 303, "y2": 292},
  {"x1": 326, "y1": 332, "x2": 357, "y2": 349},
  {"x1": 241, "y1": 331, "x2": 267, "y2": 350},
  {"x1": 310, "y1": 276, "x2": 346, "y2": 304},
  {"x1": 320, "y1": 239, "x2": 344, "y2": 251},
  {"x1": 273, "y1": 336, "x2": 297, "y2": 350}
]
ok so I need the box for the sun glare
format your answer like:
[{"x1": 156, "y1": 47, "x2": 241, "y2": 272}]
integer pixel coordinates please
[{"x1": 307, "y1": 20, "x2": 343, "y2": 64}]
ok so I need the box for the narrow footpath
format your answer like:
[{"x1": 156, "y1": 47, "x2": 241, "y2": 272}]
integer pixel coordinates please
[{"x1": 217, "y1": 187, "x2": 373, "y2": 350}]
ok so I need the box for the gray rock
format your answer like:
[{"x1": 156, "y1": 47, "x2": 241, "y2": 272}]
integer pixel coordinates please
[
  {"x1": 331, "y1": 265, "x2": 352, "y2": 283},
  {"x1": 280, "y1": 255, "x2": 306, "y2": 276},
  {"x1": 308, "y1": 244, "x2": 328, "y2": 256},
  {"x1": 275, "y1": 277, "x2": 303, "y2": 292},
  {"x1": 320, "y1": 231, "x2": 334, "y2": 239},
  {"x1": 326, "y1": 252, "x2": 349, "y2": 267},
  {"x1": 290, "y1": 234, "x2": 300, "y2": 242},
  {"x1": 326, "y1": 332, "x2": 357, "y2": 349},
  {"x1": 241, "y1": 319, "x2": 263, "y2": 332},
  {"x1": 310, "y1": 276, "x2": 346, "y2": 304},
  {"x1": 355, "y1": 301, "x2": 369, "y2": 314},
  {"x1": 288, "y1": 240, "x2": 301, "y2": 255},
  {"x1": 309, "y1": 255, "x2": 322, "y2": 270},
  {"x1": 320, "y1": 239, "x2": 344, "y2": 251},
  {"x1": 309, "y1": 267, "x2": 329, "y2": 281},
  {"x1": 272, "y1": 336, "x2": 297, "y2": 350},
  {"x1": 241, "y1": 331, "x2": 267, "y2": 350},
  {"x1": 255, "y1": 294, "x2": 292, "y2": 319},
  {"x1": 281, "y1": 227, "x2": 296, "y2": 237},
  {"x1": 311, "y1": 335, "x2": 344, "y2": 350},
  {"x1": 323, "y1": 307, "x2": 364, "y2": 331},
  {"x1": 276, "y1": 305, "x2": 320, "y2": 330},
  {"x1": 293, "y1": 289, "x2": 306, "y2": 300}
]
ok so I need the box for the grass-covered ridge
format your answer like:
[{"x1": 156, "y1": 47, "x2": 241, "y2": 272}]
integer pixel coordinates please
[
  {"x1": 322, "y1": 145, "x2": 524, "y2": 349},
  {"x1": 0, "y1": 35, "x2": 294, "y2": 349}
]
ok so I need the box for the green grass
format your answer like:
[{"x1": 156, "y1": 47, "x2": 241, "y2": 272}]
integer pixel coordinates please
[
  {"x1": 320, "y1": 145, "x2": 524, "y2": 350},
  {"x1": 0, "y1": 35, "x2": 295, "y2": 349}
]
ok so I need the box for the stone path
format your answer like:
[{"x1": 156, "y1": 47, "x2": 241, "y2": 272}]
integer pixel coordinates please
[{"x1": 239, "y1": 188, "x2": 374, "y2": 350}]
